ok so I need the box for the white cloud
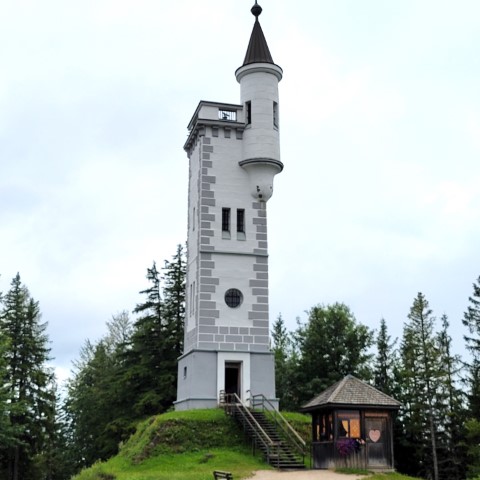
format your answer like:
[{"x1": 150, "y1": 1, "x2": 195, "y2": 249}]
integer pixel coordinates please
[{"x1": 1, "y1": 0, "x2": 479, "y2": 377}]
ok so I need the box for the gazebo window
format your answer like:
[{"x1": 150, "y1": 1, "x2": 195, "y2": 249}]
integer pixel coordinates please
[
  {"x1": 315, "y1": 412, "x2": 333, "y2": 441},
  {"x1": 337, "y1": 411, "x2": 361, "y2": 439}
]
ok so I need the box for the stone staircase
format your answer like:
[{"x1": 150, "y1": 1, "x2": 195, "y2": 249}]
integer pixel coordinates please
[{"x1": 221, "y1": 392, "x2": 306, "y2": 469}]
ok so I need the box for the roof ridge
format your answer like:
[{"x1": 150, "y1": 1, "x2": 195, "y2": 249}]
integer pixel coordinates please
[{"x1": 327, "y1": 376, "x2": 349, "y2": 403}]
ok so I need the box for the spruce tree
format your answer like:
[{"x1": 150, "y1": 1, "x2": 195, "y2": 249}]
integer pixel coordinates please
[
  {"x1": 465, "y1": 418, "x2": 480, "y2": 478},
  {"x1": 435, "y1": 315, "x2": 467, "y2": 480},
  {"x1": 373, "y1": 318, "x2": 398, "y2": 396},
  {"x1": 123, "y1": 261, "x2": 169, "y2": 416},
  {"x1": 0, "y1": 333, "x2": 17, "y2": 462},
  {"x1": 271, "y1": 314, "x2": 291, "y2": 409},
  {"x1": 121, "y1": 249, "x2": 186, "y2": 417},
  {"x1": 161, "y1": 244, "x2": 186, "y2": 367},
  {"x1": 462, "y1": 275, "x2": 480, "y2": 417},
  {"x1": 398, "y1": 292, "x2": 440, "y2": 480},
  {"x1": 0, "y1": 274, "x2": 55, "y2": 480}
]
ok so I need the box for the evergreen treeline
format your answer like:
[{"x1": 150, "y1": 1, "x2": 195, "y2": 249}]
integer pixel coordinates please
[
  {"x1": 271, "y1": 282, "x2": 480, "y2": 480},
  {"x1": 2, "y1": 253, "x2": 480, "y2": 480},
  {"x1": 0, "y1": 245, "x2": 186, "y2": 479},
  {"x1": 64, "y1": 244, "x2": 186, "y2": 471}
]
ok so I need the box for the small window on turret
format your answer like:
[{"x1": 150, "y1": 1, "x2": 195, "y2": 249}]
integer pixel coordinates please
[
  {"x1": 219, "y1": 109, "x2": 236, "y2": 121},
  {"x1": 246, "y1": 101, "x2": 252, "y2": 125},
  {"x1": 222, "y1": 208, "x2": 231, "y2": 239},
  {"x1": 273, "y1": 102, "x2": 278, "y2": 128},
  {"x1": 237, "y1": 209, "x2": 245, "y2": 233},
  {"x1": 237, "y1": 209, "x2": 246, "y2": 240}
]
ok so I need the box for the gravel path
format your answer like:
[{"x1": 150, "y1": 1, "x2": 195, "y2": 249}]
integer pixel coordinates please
[{"x1": 246, "y1": 470, "x2": 367, "y2": 480}]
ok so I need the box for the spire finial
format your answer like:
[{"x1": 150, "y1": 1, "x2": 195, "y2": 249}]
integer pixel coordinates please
[{"x1": 251, "y1": 1, "x2": 262, "y2": 18}]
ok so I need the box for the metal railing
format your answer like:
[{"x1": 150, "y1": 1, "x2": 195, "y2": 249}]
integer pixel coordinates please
[
  {"x1": 250, "y1": 393, "x2": 307, "y2": 466},
  {"x1": 220, "y1": 391, "x2": 283, "y2": 468}
]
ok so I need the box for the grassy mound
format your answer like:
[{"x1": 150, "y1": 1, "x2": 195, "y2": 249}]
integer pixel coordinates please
[
  {"x1": 72, "y1": 408, "x2": 268, "y2": 480},
  {"x1": 72, "y1": 408, "x2": 423, "y2": 480},
  {"x1": 119, "y1": 408, "x2": 246, "y2": 463}
]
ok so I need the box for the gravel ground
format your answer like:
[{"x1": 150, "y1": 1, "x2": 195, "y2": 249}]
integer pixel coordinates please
[{"x1": 246, "y1": 470, "x2": 367, "y2": 480}]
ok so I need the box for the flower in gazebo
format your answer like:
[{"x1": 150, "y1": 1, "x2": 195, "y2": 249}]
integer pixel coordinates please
[{"x1": 336, "y1": 438, "x2": 363, "y2": 456}]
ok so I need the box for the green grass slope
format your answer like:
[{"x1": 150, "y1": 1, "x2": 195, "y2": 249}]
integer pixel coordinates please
[
  {"x1": 72, "y1": 408, "x2": 270, "y2": 480},
  {"x1": 72, "y1": 408, "x2": 420, "y2": 480},
  {"x1": 364, "y1": 474, "x2": 423, "y2": 480}
]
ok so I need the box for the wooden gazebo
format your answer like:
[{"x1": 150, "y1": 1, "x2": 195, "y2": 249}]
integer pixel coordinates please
[{"x1": 300, "y1": 375, "x2": 401, "y2": 471}]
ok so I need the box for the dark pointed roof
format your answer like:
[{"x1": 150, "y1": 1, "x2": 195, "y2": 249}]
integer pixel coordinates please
[
  {"x1": 243, "y1": 3, "x2": 274, "y2": 66},
  {"x1": 300, "y1": 375, "x2": 401, "y2": 412}
]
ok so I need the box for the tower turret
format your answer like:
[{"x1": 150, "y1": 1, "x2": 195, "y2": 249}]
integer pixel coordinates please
[
  {"x1": 236, "y1": 2, "x2": 283, "y2": 202},
  {"x1": 175, "y1": 2, "x2": 282, "y2": 411}
]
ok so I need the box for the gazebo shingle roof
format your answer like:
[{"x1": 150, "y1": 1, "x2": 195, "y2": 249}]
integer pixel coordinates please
[{"x1": 301, "y1": 375, "x2": 401, "y2": 412}]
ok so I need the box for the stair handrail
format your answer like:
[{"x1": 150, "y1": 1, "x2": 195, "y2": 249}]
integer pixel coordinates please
[
  {"x1": 251, "y1": 393, "x2": 306, "y2": 459},
  {"x1": 223, "y1": 392, "x2": 281, "y2": 467}
]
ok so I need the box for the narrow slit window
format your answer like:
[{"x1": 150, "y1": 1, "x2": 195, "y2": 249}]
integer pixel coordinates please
[
  {"x1": 246, "y1": 101, "x2": 252, "y2": 125},
  {"x1": 193, "y1": 281, "x2": 196, "y2": 316},
  {"x1": 273, "y1": 101, "x2": 278, "y2": 128},
  {"x1": 222, "y1": 208, "x2": 231, "y2": 233},
  {"x1": 237, "y1": 209, "x2": 245, "y2": 233},
  {"x1": 192, "y1": 207, "x2": 196, "y2": 231},
  {"x1": 189, "y1": 283, "x2": 193, "y2": 315}
]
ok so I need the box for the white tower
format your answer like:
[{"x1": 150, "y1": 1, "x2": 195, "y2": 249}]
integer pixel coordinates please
[{"x1": 175, "y1": 2, "x2": 283, "y2": 410}]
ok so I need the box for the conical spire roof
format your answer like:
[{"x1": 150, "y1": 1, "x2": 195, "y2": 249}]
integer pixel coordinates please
[{"x1": 242, "y1": 2, "x2": 274, "y2": 66}]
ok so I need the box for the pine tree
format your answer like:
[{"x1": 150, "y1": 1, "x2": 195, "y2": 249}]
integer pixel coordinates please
[
  {"x1": 435, "y1": 315, "x2": 467, "y2": 480},
  {"x1": 465, "y1": 418, "x2": 480, "y2": 478},
  {"x1": 0, "y1": 333, "x2": 17, "y2": 460},
  {"x1": 0, "y1": 274, "x2": 55, "y2": 480},
  {"x1": 398, "y1": 292, "x2": 440, "y2": 480},
  {"x1": 122, "y1": 262, "x2": 169, "y2": 416},
  {"x1": 271, "y1": 314, "x2": 291, "y2": 409},
  {"x1": 0, "y1": 283, "x2": 17, "y2": 457},
  {"x1": 462, "y1": 275, "x2": 480, "y2": 417},
  {"x1": 161, "y1": 244, "x2": 186, "y2": 367},
  {"x1": 373, "y1": 318, "x2": 398, "y2": 396},
  {"x1": 121, "y1": 249, "x2": 186, "y2": 418}
]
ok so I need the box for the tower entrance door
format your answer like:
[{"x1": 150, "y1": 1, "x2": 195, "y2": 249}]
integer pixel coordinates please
[{"x1": 225, "y1": 362, "x2": 242, "y2": 398}]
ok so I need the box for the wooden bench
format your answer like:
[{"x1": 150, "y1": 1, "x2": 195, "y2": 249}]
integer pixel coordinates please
[{"x1": 213, "y1": 471, "x2": 233, "y2": 480}]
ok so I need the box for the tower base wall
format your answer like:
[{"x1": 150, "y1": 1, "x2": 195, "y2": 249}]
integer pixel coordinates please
[{"x1": 174, "y1": 349, "x2": 278, "y2": 411}]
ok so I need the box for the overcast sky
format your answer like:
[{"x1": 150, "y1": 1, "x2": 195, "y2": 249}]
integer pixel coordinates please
[{"x1": 1, "y1": 0, "x2": 479, "y2": 385}]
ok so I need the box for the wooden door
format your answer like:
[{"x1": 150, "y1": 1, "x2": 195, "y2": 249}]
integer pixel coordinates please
[{"x1": 365, "y1": 416, "x2": 390, "y2": 468}]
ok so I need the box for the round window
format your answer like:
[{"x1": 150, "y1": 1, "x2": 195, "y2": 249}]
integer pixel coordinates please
[{"x1": 225, "y1": 288, "x2": 243, "y2": 308}]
